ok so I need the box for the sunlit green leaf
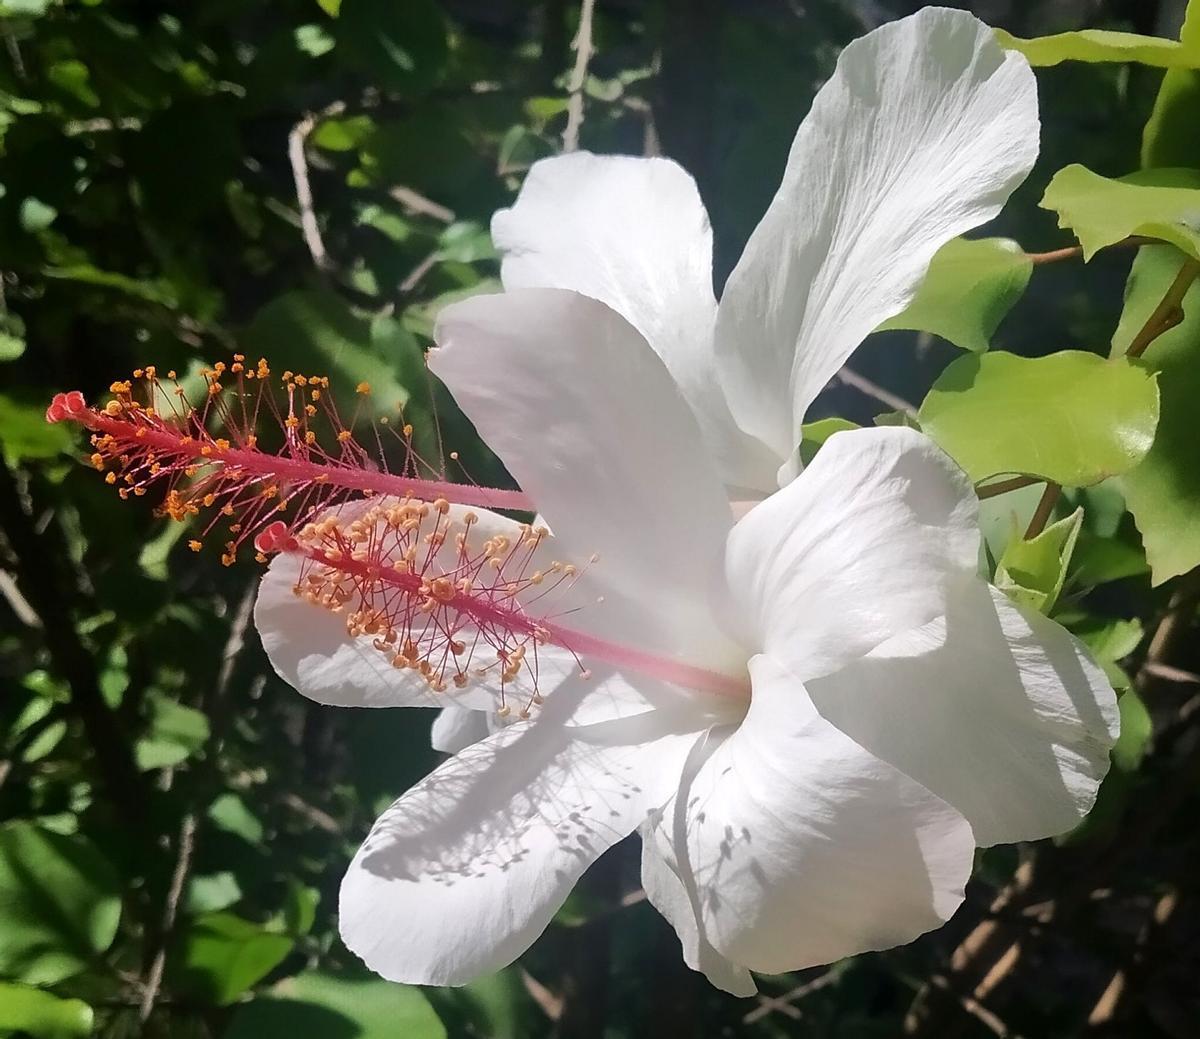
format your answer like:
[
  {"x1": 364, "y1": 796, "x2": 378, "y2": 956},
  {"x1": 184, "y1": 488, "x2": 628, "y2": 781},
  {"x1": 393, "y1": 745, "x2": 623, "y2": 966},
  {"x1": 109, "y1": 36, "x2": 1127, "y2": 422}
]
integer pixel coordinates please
[
  {"x1": 1041, "y1": 165, "x2": 1200, "y2": 260},
  {"x1": 176, "y1": 912, "x2": 294, "y2": 1006},
  {"x1": 226, "y1": 971, "x2": 446, "y2": 1038},
  {"x1": 185, "y1": 871, "x2": 243, "y2": 915},
  {"x1": 0, "y1": 982, "x2": 93, "y2": 1038},
  {"x1": 1073, "y1": 616, "x2": 1144, "y2": 692},
  {"x1": 995, "y1": 508, "x2": 1083, "y2": 614},
  {"x1": 0, "y1": 822, "x2": 121, "y2": 986},
  {"x1": 243, "y1": 289, "x2": 412, "y2": 417},
  {"x1": 1142, "y1": 1, "x2": 1200, "y2": 167},
  {"x1": 996, "y1": 27, "x2": 1194, "y2": 68},
  {"x1": 134, "y1": 693, "x2": 210, "y2": 770},
  {"x1": 312, "y1": 113, "x2": 374, "y2": 152},
  {"x1": 0, "y1": 394, "x2": 74, "y2": 462},
  {"x1": 19, "y1": 197, "x2": 57, "y2": 232},
  {"x1": 797, "y1": 417, "x2": 859, "y2": 466},
  {"x1": 878, "y1": 236, "x2": 1031, "y2": 352},
  {"x1": 918, "y1": 351, "x2": 1159, "y2": 486},
  {"x1": 207, "y1": 793, "x2": 265, "y2": 846},
  {"x1": 1112, "y1": 689, "x2": 1152, "y2": 771},
  {"x1": 1111, "y1": 245, "x2": 1200, "y2": 583}
]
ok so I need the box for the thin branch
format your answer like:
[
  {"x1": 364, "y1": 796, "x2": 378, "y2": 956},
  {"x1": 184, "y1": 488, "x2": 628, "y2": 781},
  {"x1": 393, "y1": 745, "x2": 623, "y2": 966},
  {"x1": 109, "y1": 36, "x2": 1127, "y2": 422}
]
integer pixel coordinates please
[
  {"x1": 743, "y1": 970, "x2": 837, "y2": 1024},
  {"x1": 138, "y1": 582, "x2": 255, "y2": 1023},
  {"x1": 562, "y1": 0, "x2": 597, "y2": 153},
  {"x1": 1126, "y1": 257, "x2": 1200, "y2": 359},
  {"x1": 835, "y1": 366, "x2": 917, "y2": 415},
  {"x1": 925, "y1": 974, "x2": 1026, "y2": 1039},
  {"x1": 288, "y1": 102, "x2": 345, "y2": 277},
  {"x1": 0, "y1": 569, "x2": 41, "y2": 627},
  {"x1": 138, "y1": 813, "x2": 196, "y2": 1023},
  {"x1": 389, "y1": 185, "x2": 455, "y2": 224}
]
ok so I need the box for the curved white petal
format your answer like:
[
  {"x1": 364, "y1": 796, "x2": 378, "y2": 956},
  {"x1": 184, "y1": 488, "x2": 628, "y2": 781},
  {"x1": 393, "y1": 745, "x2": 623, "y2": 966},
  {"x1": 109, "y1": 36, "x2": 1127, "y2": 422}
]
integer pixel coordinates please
[
  {"x1": 431, "y1": 288, "x2": 743, "y2": 676},
  {"x1": 639, "y1": 730, "x2": 757, "y2": 998},
  {"x1": 493, "y1": 153, "x2": 778, "y2": 493},
  {"x1": 724, "y1": 427, "x2": 978, "y2": 682},
  {"x1": 809, "y1": 582, "x2": 1119, "y2": 847},
  {"x1": 665, "y1": 655, "x2": 974, "y2": 975},
  {"x1": 339, "y1": 672, "x2": 700, "y2": 986},
  {"x1": 714, "y1": 8, "x2": 1039, "y2": 476},
  {"x1": 255, "y1": 501, "x2": 577, "y2": 710},
  {"x1": 430, "y1": 706, "x2": 492, "y2": 755}
]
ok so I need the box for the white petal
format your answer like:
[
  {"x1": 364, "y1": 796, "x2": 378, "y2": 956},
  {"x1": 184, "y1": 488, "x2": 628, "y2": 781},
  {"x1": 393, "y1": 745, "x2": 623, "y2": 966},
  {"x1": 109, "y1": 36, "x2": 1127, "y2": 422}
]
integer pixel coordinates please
[
  {"x1": 668, "y1": 655, "x2": 974, "y2": 975},
  {"x1": 254, "y1": 501, "x2": 577, "y2": 710},
  {"x1": 809, "y1": 582, "x2": 1119, "y2": 847},
  {"x1": 714, "y1": 8, "x2": 1039, "y2": 473},
  {"x1": 639, "y1": 731, "x2": 757, "y2": 997},
  {"x1": 724, "y1": 427, "x2": 978, "y2": 681},
  {"x1": 339, "y1": 672, "x2": 701, "y2": 986},
  {"x1": 493, "y1": 153, "x2": 778, "y2": 493},
  {"x1": 430, "y1": 706, "x2": 491, "y2": 755},
  {"x1": 432, "y1": 288, "x2": 743, "y2": 676}
]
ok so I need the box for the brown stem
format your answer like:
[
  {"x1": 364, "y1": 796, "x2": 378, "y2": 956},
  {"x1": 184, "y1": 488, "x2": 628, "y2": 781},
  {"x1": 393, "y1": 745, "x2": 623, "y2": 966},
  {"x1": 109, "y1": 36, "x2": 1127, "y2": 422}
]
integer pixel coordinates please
[
  {"x1": 1026, "y1": 236, "x2": 1156, "y2": 265},
  {"x1": 1125, "y1": 257, "x2": 1200, "y2": 359},
  {"x1": 976, "y1": 475, "x2": 1039, "y2": 500},
  {"x1": 1024, "y1": 483, "x2": 1062, "y2": 539}
]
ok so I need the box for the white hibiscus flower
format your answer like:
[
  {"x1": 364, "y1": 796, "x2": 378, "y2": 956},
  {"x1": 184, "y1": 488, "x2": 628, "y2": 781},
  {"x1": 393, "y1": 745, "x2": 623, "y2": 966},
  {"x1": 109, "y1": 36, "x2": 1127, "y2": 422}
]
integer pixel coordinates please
[{"x1": 253, "y1": 7, "x2": 1118, "y2": 994}]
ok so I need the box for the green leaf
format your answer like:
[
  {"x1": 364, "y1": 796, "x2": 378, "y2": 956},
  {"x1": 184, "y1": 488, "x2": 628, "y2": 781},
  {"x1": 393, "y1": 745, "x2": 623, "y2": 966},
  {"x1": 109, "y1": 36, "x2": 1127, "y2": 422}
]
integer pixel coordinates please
[
  {"x1": 0, "y1": 0, "x2": 54, "y2": 16},
  {"x1": 185, "y1": 871, "x2": 243, "y2": 915},
  {"x1": 0, "y1": 822, "x2": 121, "y2": 986},
  {"x1": 497, "y1": 125, "x2": 554, "y2": 174},
  {"x1": 334, "y1": 0, "x2": 448, "y2": 94},
  {"x1": 207, "y1": 793, "x2": 265, "y2": 846},
  {"x1": 1111, "y1": 245, "x2": 1200, "y2": 583},
  {"x1": 312, "y1": 114, "x2": 374, "y2": 152},
  {"x1": 1142, "y1": 2, "x2": 1200, "y2": 167},
  {"x1": 0, "y1": 331, "x2": 25, "y2": 361},
  {"x1": 797, "y1": 417, "x2": 859, "y2": 467},
  {"x1": 244, "y1": 289, "x2": 412, "y2": 418},
  {"x1": 1040, "y1": 165, "x2": 1200, "y2": 261},
  {"x1": 878, "y1": 237, "x2": 1031, "y2": 352},
  {"x1": 1112, "y1": 689, "x2": 1152, "y2": 772},
  {"x1": 134, "y1": 693, "x2": 210, "y2": 770},
  {"x1": 177, "y1": 912, "x2": 294, "y2": 1006},
  {"x1": 282, "y1": 881, "x2": 319, "y2": 937},
  {"x1": 19, "y1": 198, "x2": 57, "y2": 232},
  {"x1": 0, "y1": 982, "x2": 93, "y2": 1039},
  {"x1": 436, "y1": 221, "x2": 495, "y2": 263},
  {"x1": 995, "y1": 508, "x2": 1083, "y2": 615},
  {"x1": 0, "y1": 394, "x2": 74, "y2": 463},
  {"x1": 1073, "y1": 616, "x2": 1144, "y2": 691},
  {"x1": 995, "y1": 27, "x2": 1194, "y2": 68},
  {"x1": 918, "y1": 351, "x2": 1159, "y2": 486},
  {"x1": 294, "y1": 23, "x2": 335, "y2": 58},
  {"x1": 226, "y1": 971, "x2": 446, "y2": 1039}
]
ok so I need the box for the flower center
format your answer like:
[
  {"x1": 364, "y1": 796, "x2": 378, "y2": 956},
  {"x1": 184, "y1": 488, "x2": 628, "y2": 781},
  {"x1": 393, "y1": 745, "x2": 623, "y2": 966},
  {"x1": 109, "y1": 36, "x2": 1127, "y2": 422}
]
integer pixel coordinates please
[
  {"x1": 262, "y1": 500, "x2": 750, "y2": 714},
  {"x1": 45, "y1": 359, "x2": 533, "y2": 565}
]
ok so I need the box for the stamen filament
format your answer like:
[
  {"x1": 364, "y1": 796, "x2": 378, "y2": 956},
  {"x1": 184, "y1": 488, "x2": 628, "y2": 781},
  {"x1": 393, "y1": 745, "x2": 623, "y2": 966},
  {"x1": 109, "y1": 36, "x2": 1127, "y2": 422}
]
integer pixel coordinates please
[
  {"x1": 289, "y1": 541, "x2": 750, "y2": 703},
  {"x1": 76, "y1": 404, "x2": 532, "y2": 512}
]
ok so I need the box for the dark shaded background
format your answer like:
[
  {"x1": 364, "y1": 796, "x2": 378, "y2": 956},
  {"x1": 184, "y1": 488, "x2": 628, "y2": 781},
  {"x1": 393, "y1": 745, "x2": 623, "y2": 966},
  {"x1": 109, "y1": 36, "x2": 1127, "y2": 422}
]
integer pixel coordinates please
[{"x1": 1, "y1": 1, "x2": 1197, "y2": 1037}]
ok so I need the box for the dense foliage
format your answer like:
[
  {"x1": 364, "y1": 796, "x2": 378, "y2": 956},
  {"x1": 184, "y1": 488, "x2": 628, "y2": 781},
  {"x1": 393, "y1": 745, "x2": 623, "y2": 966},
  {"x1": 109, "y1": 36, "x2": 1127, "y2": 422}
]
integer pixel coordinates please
[{"x1": 1, "y1": 0, "x2": 1199, "y2": 1036}]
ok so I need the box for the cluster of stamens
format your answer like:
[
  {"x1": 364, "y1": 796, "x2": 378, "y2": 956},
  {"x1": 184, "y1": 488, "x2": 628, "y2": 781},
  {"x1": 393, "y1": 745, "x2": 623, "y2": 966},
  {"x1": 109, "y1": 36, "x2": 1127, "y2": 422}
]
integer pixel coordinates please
[
  {"x1": 265, "y1": 498, "x2": 591, "y2": 715},
  {"x1": 46, "y1": 358, "x2": 530, "y2": 566}
]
